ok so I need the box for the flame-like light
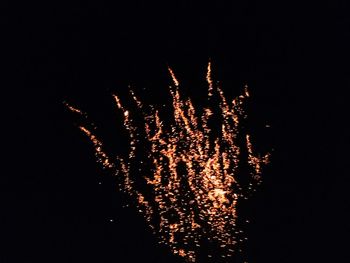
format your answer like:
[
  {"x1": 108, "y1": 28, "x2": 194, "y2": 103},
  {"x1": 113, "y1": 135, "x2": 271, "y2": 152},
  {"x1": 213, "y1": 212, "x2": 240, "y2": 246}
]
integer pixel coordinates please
[{"x1": 66, "y1": 62, "x2": 270, "y2": 262}]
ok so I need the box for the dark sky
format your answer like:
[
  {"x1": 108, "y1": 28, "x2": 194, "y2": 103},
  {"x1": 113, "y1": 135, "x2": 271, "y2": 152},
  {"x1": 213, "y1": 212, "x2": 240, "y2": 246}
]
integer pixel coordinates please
[{"x1": 3, "y1": 1, "x2": 349, "y2": 262}]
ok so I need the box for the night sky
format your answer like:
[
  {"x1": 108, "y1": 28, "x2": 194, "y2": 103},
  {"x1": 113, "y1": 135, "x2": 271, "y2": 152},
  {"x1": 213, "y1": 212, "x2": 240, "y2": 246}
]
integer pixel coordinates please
[{"x1": 3, "y1": 1, "x2": 349, "y2": 262}]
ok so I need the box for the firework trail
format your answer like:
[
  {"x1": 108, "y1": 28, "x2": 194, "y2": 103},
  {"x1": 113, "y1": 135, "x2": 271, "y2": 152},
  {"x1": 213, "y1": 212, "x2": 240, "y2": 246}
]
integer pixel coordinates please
[{"x1": 65, "y1": 62, "x2": 270, "y2": 262}]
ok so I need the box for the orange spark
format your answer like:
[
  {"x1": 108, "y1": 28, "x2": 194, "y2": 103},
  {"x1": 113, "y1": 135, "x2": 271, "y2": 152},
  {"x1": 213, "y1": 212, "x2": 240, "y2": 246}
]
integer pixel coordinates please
[{"x1": 66, "y1": 63, "x2": 270, "y2": 262}]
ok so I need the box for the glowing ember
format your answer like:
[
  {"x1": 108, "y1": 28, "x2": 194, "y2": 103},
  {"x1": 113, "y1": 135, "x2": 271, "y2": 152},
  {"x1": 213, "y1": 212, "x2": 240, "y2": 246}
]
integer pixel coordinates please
[{"x1": 65, "y1": 62, "x2": 270, "y2": 262}]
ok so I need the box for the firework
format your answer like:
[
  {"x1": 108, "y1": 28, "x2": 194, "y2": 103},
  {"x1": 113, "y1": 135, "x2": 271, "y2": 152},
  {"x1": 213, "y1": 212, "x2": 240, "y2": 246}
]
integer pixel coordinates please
[{"x1": 66, "y1": 62, "x2": 270, "y2": 262}]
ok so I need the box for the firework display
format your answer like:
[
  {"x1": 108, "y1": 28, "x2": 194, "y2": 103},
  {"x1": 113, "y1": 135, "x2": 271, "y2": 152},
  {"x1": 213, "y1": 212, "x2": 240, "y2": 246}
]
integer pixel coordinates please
[{"x1": 66, "y1": 62, "x2": 270, "y2": 262}]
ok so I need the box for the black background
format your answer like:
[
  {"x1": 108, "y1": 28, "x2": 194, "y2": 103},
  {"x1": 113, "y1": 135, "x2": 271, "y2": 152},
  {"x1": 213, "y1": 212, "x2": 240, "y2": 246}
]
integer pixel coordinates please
[{"x1": 3, "y1": 1, "x2": 349, "y2": 262}]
